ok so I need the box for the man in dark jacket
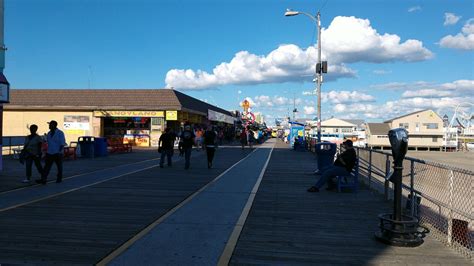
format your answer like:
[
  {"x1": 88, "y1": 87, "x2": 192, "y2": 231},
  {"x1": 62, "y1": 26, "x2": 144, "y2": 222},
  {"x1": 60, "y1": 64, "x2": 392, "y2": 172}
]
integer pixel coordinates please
[
  {"x1": 180, "y1": 124, "x2": 195, "y2": 170},
  {"x1": 158, "y1": 128, "x2": 176, "y2": 168},
  {"x1": 307, "y1": 139, "x2": 357, "y2": 192},
  {"x1": 203, "y1": 125, "x2": 217, "y2": 169}
]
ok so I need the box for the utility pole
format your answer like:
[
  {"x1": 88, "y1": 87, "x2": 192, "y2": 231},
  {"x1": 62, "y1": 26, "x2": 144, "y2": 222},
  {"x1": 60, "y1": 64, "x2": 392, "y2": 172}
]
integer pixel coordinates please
[
  {"x1": 316, "y1": 11, "x2": 322, "y2": 143},
  {"x1": 284, "y1": 9, "x2": 325, "y2": 142},
  {"x1": 0, "y1": 0, "x2": 10, "y2": 172}
]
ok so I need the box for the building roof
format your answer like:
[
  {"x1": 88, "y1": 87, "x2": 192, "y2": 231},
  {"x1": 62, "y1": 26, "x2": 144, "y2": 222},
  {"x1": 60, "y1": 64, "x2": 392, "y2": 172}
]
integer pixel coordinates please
[
  {"x1": 366, "y1": 123, "x2": 391, "y2": 135},
  {"x1": 5, "y1": 89, "x2": 233, "y2": 116},
  {"x1": 341, "y1": 119, "x2": 365, "y2": 127},
  {"x1": 321, "y1": 118, "x2": 356, "y2": 127},
  {"x1": 383, "y1": 109, "x2": 429, "y2": 123}
]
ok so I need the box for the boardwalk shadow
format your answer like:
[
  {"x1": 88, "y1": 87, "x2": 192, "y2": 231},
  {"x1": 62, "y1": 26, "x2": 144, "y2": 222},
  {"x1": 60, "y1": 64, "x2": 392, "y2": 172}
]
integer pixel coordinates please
[{"x1": 230, "y1": 141, "x2": 471, "y2": 265}]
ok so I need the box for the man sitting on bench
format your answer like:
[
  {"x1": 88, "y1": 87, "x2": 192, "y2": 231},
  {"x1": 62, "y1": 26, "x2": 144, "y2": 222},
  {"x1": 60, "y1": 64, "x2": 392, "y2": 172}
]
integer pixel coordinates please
[{"x1": 307, "y1": 139, "x2": 356, "y2": 192}]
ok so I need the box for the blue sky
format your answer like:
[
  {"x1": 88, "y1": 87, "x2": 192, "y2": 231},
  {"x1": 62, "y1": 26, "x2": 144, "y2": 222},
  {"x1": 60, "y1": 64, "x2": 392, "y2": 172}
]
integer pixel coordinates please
[{"x1": 5, "y1": 0, "x2": 474, "y2": 123}]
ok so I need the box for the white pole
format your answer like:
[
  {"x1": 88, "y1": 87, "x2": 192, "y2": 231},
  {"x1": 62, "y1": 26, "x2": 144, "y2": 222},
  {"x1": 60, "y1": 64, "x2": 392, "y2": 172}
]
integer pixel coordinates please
[{"x1": 316, "y1": 12, "x2": 322, "y2": 143}]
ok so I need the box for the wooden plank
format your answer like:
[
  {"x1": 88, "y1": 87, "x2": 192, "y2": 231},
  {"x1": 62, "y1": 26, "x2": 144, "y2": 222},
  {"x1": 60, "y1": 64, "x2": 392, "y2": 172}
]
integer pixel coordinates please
[
  {"x1": 230, "y1": 141, "x2": 472, "y2": 265},
  {"x1": 0, "y1": 148, "x2": 253, "y2": 264}
]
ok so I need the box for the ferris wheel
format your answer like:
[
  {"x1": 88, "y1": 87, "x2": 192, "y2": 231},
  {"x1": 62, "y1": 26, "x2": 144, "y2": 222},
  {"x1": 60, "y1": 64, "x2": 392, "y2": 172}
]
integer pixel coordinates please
[{"x1": 449, "y1": 103, "x2": 474, "y2": 129}]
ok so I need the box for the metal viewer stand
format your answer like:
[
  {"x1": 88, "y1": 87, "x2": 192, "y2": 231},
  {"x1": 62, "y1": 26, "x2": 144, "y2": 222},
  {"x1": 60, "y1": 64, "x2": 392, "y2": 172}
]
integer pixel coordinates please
[{"x1": 375, "y1": 128, "x2": 424, "y2": 247}]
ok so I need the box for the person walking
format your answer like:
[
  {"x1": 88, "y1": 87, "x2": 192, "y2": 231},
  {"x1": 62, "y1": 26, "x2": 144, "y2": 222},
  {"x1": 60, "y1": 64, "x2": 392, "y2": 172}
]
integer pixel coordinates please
[
  {"x1": 240, "y1": 128, "x2": 247, "y2": 150},
  {"x1": 21, "y1": 124, "x2": 44, "y2": 183},
  {"x1": 195, "y1": 127, "x2": 204, "y2": 151},
  {"x1": 180, "y1": 124, "x2": 195, "y2": 170},
  {"x1": 36, "y1": 120, "x2": 66, "y2": 184},
  {"x1": 203, "y1": 125, "x2": 217, "y2": 169},
  {"x1": 158, "y1": 127, "x2": 176, "y2": 168}
]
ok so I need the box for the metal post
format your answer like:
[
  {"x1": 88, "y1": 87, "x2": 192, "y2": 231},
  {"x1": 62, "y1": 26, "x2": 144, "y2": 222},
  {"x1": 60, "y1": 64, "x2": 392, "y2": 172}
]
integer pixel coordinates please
[
  {"x1": 0, "y1": 0, "x2": 4, "y2": 171},
  {"x1": 368, "y1": 149, "x2": 372, "y2": 189},
  {"x1": 316, "y1": 12, "x2": 322, "y2": 143},
  {"x1": 385, "y1": 154, "x2": 390, "y2": 201},
  {"x1": 447, "y1": 170, "x2": 454, "y2": 245},
  {"x1": 410, "y1": 160, "x2": 415, "y2": 216}
]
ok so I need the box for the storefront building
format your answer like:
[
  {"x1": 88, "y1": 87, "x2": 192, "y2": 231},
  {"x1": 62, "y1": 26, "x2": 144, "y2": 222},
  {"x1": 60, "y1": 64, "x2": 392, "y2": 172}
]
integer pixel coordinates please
[{"x1": 3, "y1": 89, "x2": 235, "y2": 147}]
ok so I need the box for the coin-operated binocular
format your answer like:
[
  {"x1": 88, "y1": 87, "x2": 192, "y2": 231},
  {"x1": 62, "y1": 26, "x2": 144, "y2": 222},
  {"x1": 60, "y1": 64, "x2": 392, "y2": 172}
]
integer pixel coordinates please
[{"x1": 375, "y1": 128, "x2": 423, "y2": 247}]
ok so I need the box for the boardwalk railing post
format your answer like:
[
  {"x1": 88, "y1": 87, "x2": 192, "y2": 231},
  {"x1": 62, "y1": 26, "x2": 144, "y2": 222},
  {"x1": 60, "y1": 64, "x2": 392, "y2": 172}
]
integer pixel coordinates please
[
  {"x1": 368, "y1": 149, "x2": 372, "y2": 190},
  {"x1": 384, "y1": 154, "x2": 390, "y2": 201},
  {"x1": 409, "y1": 160, "x2": 415, "y2": 216},
  {"x1": 447, "y1": 170, "x2": 454, "y2": 246}
]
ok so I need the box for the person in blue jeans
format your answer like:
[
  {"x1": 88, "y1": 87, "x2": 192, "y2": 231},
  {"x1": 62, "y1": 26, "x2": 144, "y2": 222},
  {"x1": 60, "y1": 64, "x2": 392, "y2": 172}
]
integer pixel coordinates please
[
  {"x1": 158, "y1": 127, "x2": 176, "y2": 168},
  {"x1": 180, "y1": 124, "x2": 195, "y2": 170},
  {"x1": 36, "y1": 120, "x2": 66, "y2": 184},
  {"x1": 307, "y1": 139, "x2": 356, "y2": 192}
]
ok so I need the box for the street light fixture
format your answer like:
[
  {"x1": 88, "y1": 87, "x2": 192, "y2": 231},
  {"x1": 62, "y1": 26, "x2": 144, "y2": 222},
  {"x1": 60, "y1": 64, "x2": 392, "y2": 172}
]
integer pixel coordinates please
[{"x1": 285, "y1": 8, "x2": 323, "y2": 143}]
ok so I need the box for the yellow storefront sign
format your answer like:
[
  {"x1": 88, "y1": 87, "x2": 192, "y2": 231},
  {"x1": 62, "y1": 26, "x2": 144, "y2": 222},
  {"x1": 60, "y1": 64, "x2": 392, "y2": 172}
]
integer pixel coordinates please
[
  {"x1": 166, "y1": 111, "x2": 178, "y2": 121},
  {"x1": 93, "y1": 110, "x2": 164, "y2": 117},
  {"x1": 65, "y1": 129, "x2": 86, "y2": 135}
]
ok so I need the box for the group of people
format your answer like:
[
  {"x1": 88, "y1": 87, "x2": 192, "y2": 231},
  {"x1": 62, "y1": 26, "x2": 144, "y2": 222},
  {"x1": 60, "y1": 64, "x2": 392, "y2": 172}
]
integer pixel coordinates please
[
  {"x1": 158, "y1": 124, "x2": 219, "y2": 170},
  {"x1": 20, "y1": 120, "x2": 67, "y2": 184}
]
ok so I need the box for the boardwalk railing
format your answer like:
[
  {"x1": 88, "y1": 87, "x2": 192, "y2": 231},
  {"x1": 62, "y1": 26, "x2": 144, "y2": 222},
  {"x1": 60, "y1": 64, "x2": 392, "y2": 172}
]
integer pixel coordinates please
[
  {"x1": 307, "y1": 139, "x2": 473, "y2": 260},
  {"x1": 1, "y1": 136, "x2": 25, "y2": 156}
]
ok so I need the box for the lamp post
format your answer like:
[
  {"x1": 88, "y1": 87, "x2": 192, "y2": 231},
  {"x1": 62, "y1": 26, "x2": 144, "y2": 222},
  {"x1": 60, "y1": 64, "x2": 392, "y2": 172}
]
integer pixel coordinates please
[{"x1": 285, "y1": 9, "x2": 323, "y2": 142}]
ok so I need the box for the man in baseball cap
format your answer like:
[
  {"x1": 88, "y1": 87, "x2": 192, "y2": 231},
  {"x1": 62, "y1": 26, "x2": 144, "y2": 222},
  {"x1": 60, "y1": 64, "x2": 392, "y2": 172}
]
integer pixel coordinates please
[{"x1": 36, "y1": 119, "x2": 66, "y2": 184}]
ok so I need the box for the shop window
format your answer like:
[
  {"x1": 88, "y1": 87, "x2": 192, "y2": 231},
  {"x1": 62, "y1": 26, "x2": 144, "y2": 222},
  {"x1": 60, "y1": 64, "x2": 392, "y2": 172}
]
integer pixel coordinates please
[
  {"x1": 399, "y1": 123, "x2": 409, "y2": 129},
  {"x1": 424, "y1": 123, "x2": 438, "y2": 129}
]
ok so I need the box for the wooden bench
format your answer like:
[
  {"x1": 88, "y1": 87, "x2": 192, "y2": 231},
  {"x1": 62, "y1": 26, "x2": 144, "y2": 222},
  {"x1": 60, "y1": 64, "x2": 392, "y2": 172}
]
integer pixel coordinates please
[
  {"x1": 336, "y1": 158, "x2": 359, "y2": 193},
  {"x1": 107, "y1": 139, "x2": 132, "y2": 153},
  {"x1": 63, "y1": 142, "x2": 77, "y2": 160}
]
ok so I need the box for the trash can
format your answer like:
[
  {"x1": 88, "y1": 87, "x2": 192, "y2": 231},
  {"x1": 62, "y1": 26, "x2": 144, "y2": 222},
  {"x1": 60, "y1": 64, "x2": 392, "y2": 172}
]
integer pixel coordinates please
[
  {"x1": 78, "y1": 136, "x2": 95, "y2": 158},
  {"x1": 315, "y1": 142, "x2": 337, "y2": 173},
  {"x1": 94, "y1": 137, "x2": 108, "y2": 157}
]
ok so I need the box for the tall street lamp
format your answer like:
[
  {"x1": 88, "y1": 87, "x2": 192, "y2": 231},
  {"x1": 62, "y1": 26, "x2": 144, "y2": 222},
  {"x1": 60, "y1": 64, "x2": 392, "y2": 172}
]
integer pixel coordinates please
[{"x1": 285, "y1": 9, "x2": 325, "y2": 142}]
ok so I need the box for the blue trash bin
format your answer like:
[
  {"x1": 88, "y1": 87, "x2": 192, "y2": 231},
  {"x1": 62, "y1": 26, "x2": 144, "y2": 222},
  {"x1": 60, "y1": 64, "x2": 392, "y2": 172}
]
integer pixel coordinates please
[
  {"x1": 78, "y1": 136, "x2": 95, "y2": 158},
  {"x1": 315, "y1": 142, "x2": 337, "y2": 173},
  {"x1": 94, "y1": 137, "x2": 108, "y2": 157}
]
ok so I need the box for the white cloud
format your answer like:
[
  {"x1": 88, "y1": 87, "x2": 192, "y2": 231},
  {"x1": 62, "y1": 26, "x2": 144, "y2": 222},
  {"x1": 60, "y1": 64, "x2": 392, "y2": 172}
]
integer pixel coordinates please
[
  {"x1": 166, "y1": 16, "x2": 433, "y2": 90},
  {"x1": 370, "y1": 81, "x2": 433, "y2": 91},
  {"x1": 322, "y1": 16, "x2": 433, "y2": 63},
  {"x1": 304, "y1": 106, "x2": 316, "y2": 115},
  {"x1": 402, "y1": 89, "x2": 453, "y2": 98},
  {"x1": 373, "y1": 79, "x2": 474, "y2": 95},
  {"x1": 252, "y1": 95, "x2": 303, "y2": 108},
  {"x1": 373, "y1": 69, "x2": 392, "y2": 75},
  {"x1": 408, "y1": 6, "x2": 421, "y2": 12},
  {"x1": 322, "y1": 90, "x2": 376, "y2": 104},
  {"x1": 331, "y1": 80, "x2": 474, "y2": 120},
  {"x1": 302, "y1": 90, "x2": 316, "y2": 96},
  {"x1": 444, "y1": 13, "x2": 461, "y2": 26},
  {"x1": 439, "y1": 18, "x2": 474, "y2": 50}
]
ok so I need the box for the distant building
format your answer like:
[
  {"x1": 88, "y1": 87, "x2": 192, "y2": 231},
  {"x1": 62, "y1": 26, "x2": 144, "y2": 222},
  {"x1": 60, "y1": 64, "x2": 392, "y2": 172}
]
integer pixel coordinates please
[{"x1": 366, "y1": 109, "x2": 444, "y2": 151}]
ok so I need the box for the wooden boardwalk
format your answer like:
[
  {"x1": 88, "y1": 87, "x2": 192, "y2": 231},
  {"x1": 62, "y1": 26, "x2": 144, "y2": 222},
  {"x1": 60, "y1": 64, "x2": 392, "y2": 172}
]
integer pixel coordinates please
[
  {"x1": 0, "y1": 148, "x2": 253, "y2": 265},
  {"x1": 230, "y1": 141, "x2": 471, "y2": 265}
]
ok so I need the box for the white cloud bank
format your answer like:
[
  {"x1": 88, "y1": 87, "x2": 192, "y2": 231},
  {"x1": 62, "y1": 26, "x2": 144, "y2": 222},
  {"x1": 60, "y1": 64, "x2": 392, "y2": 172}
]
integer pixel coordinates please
[
  {"x1": 440, "y1": 18, "x2": 474, "y2": 50},
  {"x1": 408, "y1": 6, "x2": 421, "y2": 13},
  {"x1": 330, "y1": 80, "x2": 474, "y2": 120},
  {"x1": 444, "y1": 13, "x2": 461, "y2": 26},
  {"x1": 166, "y1": 16, "x2": 433, "y2": 90}
]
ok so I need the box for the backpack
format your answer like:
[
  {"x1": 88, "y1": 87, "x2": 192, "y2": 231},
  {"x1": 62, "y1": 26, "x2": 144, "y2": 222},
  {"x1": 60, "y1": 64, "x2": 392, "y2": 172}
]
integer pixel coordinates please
[{"x1": 183, "y1": 131, "x2": 192, "y2": 140}]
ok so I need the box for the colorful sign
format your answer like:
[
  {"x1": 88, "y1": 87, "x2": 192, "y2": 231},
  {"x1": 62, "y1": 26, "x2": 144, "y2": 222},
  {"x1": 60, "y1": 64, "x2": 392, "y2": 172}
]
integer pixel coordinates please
[
  {"x1": 93, "y1": 110, "x2": 164, "y2": 117},
  {"x1": 166, "y1": 111, "x2": 178, "y2": 121},
  {"x1": 64, "y1": 115, "x2": 90, "y2": 131}
]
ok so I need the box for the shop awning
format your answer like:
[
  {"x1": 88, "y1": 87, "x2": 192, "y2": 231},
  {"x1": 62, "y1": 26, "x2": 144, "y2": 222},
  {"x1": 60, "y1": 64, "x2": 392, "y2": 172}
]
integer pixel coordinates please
[{"x1": 208, "y1": 109, "x2": 235, "y2": 124}]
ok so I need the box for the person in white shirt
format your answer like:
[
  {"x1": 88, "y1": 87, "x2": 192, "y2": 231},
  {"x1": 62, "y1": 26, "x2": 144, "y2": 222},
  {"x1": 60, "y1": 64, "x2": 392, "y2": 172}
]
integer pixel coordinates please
[{"x1": 36, "y1": 120, "x2": 66, "y2": 184}]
